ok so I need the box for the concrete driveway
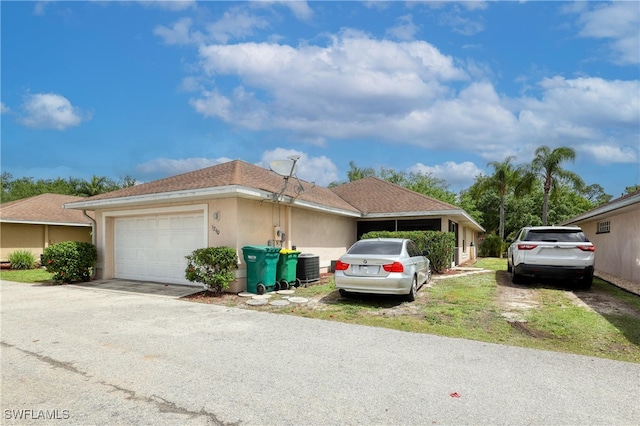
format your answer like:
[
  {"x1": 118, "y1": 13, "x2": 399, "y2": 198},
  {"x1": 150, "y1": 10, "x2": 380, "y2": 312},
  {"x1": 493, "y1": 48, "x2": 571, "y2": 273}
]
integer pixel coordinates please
[
  {"x1": 1, "y1": 279, "x2": 639, "y2": 425},
  {"x1": 69, "y1": 279, "x2": 203, "y2": 298}
]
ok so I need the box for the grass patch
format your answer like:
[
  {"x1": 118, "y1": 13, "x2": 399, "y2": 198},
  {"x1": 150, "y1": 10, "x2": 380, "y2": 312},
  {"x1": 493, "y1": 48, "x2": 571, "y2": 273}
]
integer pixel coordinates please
[
  {"x1": 471, "y1": 257, "x2": 507, "y2": 271},
  {"x1": 0, "y1": 268, "x2": 53, "y2": 283},
  {"x1": 522, "y1": 289, "x2": 640, "y2": 362},
  {"x1": 268, "y1": 267, "x2": 640, "y2": 363}
]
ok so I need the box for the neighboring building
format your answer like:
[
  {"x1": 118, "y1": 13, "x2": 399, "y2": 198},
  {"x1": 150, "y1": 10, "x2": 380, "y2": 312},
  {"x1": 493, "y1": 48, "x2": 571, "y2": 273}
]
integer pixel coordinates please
[
  {"x1": 64, "y1": 160, "x2": 484, "y2": 291},
  {"x1": 562, "y1": 190, "x2": 640, "y2": 285},
  {"x1": 0, "y1": 193, "x2": 94, "y2": 262}
]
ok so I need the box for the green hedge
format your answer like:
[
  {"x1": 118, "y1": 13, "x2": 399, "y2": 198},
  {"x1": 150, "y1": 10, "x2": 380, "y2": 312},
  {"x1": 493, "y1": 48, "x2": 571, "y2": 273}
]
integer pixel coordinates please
[
  {"x1": 43, "y1": 241, "x2": 97, "y2": 283},
  {"x1": 185, "y1": 246, "x2": 238, "y2": 295},
  {"x1": 361, "y1": 231, "x2": 454, "y2": 273}
]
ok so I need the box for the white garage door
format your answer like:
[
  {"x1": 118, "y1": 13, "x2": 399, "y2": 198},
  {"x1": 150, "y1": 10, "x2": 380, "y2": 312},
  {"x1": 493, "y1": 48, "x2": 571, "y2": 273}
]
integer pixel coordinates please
[{"x1": 114, "y1": 213, "x2": 206, "y2": 285}]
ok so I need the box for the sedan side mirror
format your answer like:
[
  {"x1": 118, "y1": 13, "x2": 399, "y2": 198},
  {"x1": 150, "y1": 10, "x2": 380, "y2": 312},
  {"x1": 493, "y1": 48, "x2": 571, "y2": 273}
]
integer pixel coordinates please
[{"x1": 422, "y1": 250, "x2": 430, "y2": 256}]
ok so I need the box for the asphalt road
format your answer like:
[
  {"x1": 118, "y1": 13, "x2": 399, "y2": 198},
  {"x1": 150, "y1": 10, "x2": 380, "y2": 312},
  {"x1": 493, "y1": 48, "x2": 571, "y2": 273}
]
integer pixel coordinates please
[{"x1": 1, "y1": 280, "x2": 639, "y2": 425}]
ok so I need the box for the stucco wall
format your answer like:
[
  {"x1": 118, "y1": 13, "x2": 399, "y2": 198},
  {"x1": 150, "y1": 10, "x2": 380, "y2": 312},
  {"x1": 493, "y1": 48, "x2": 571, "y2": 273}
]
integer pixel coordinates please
[
  {"x1": 582, "y1": 208, "x2": 640, "y2": 284},
  {"x1": 1, "y1": 223, "x2": 91, "y2": 261},
  {"x1": 290, "y1": 206, "x2": 356, "y2": 268}
]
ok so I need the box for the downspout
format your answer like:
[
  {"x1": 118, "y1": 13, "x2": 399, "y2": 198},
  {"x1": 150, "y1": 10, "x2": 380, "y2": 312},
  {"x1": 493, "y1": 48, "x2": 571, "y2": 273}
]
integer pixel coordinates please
[{"x1": 83, "y1": 210, "x2": 98, "y2": 280}]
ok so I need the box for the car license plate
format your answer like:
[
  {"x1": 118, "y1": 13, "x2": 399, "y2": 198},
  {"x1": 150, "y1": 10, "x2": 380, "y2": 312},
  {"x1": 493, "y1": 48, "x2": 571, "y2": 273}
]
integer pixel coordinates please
[{"x1": 360, "y1": 265, "x2": 378, "y2": 274}]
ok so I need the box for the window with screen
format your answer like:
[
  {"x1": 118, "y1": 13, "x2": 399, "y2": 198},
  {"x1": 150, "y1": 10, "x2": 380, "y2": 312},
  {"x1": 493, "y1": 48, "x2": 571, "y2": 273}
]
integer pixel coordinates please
[{"x1": 597, "y1": 220, "x2": 610, "y2": 234}]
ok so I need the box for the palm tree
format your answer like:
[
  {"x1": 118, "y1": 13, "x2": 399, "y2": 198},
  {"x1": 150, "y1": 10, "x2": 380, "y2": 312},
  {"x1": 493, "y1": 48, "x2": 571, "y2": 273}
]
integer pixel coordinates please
[
  {"x1": 476, "y1": 156, "x2": 532, "y2": 242},
  {"x1": 78, "y1": 175, "x2": 110, "y2": 197},
  {"x1": 531, "y1": 146, "x2": 584, "y2": 225},
  {"x1": 346, "y1": 161, "x2": 376, "y2": 182}
]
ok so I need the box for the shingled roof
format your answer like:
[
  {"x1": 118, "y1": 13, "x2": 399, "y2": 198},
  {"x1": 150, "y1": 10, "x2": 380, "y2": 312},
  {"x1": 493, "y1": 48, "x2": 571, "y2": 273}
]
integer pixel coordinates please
[
  {"x1": 330, "y1": 177, "x2": 460, "y2": 215},
  {"x1": 68, "y1": 160, "x2": 360, "y2": 214},
  {"x1": 63, "y1": 160, "x2": 483, "y2": 230},
  {"x1": 1, "y1": 193, "x2": 94, "y2": 225}
]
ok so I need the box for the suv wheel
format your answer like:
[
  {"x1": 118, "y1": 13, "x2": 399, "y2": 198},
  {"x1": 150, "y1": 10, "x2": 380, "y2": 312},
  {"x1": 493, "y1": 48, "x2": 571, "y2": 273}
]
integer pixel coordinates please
[
  {"x1": 578, "y1": 270, "x2": 594, "y2": 290},
  {"x1": 511, "y1": 262, "x2": 523, "y2": 284}
]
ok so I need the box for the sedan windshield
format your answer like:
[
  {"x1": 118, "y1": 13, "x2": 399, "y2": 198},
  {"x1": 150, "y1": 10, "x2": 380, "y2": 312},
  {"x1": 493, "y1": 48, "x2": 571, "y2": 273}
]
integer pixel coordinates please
[{"x1": 348, "y1": 241, "x2": 403, "y2": 255}]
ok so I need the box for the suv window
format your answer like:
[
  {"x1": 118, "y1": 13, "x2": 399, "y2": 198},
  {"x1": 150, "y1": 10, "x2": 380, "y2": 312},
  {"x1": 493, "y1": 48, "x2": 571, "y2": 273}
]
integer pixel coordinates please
[
  {"x1": 348, "y1": 241, "x2": 403, "y2": 255},
  {"x1": 524, "y1": 229, "x2": 589, "y2": 243}
]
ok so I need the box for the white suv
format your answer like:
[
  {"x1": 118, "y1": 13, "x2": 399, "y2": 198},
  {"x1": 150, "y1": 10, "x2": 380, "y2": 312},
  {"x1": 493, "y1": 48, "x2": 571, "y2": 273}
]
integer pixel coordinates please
[{"x1": 507, "y1": 226, "x2": 595, "y2": 289}]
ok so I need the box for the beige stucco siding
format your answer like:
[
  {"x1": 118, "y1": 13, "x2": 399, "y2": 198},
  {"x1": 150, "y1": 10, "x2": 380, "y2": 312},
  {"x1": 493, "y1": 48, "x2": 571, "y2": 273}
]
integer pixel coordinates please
[
  {"x1": 583, "y1": 208, "x2": 640, "y2": 284},
  {"x1": 1, "y1": 223, "x2": 91, "y2": 261},
  {"x1": 290, "y1": 207, "x2": 356, "y2": 269}
]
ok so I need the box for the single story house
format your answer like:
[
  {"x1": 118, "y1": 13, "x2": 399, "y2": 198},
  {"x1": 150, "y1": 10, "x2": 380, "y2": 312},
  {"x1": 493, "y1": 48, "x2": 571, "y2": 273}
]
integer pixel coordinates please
[
  {"x1": 562, "y1": 190, "x2": 640, "y2": 285},
  {"x1": 64, "y1": 160, "x2": 484, "y2": 291},
  {"x1": 0, "y1": 193, "x2": 94, "y2": 262}
]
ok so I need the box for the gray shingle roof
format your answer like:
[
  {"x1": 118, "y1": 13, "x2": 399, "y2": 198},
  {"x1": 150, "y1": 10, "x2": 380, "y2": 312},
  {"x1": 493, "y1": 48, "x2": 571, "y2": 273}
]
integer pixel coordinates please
[
  {"x1": 77, "y1": 160, "x2": 360, "y2": 213},
  {"x1": 1, "y1": 193, "x2": 94, "y2": 225},
  {"x1": 63, "y1": 160, "x2": 479, "y2": 230},
  {"x1": 330, "y1": 177, "x2": 461, "y2": 214}
]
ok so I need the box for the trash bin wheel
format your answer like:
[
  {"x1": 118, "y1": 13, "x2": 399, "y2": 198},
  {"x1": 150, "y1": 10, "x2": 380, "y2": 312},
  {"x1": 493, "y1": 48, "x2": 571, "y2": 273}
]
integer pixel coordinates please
[
  {"x1": 278, "y1": 280, "x2": 289, "y2": 290},
  {"x1": 294, "y1": 278, "x2": 301, "y2": 288},
  {"x1": 257, "y1": 283, "x2": 266, "y2": 295}
]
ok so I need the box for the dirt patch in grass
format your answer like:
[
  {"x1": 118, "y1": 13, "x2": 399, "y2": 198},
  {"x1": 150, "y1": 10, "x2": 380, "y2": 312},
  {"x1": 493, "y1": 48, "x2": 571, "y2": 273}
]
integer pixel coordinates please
[{"x1": 496, "y1": 270, "x2": 640, "y2": 321}]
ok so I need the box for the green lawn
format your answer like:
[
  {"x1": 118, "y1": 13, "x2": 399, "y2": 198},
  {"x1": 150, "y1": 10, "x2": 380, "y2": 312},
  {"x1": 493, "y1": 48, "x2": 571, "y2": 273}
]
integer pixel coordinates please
[{"x1": 0, "y1": 268, "x2": 53, "y2": 283}]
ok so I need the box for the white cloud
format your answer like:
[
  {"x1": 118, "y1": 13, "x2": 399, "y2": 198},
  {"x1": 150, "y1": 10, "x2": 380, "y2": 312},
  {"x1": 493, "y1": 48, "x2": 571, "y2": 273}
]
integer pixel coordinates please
[
  {"x1": 0, "y1": 102, "x2": 9, "y2": 114},
  {"x1": 580, "y1": 145, "x2": 638, "y2": 164},
  {"x1": 154, "y1": 18, "x2": 198, "y2": 46},
  {"x1": 386, "y1": 15, "x2": 420, "y2": 41},
  {"x1": 191, "y1": 30, "x2": 467, "y2": 136},
  {"x1": 138, "y1": 0, "x2": 196, "y2": 12},
  {"x1": 250, "y1": 1, "x2": 313, "y2": 21},
  {"x1": 19, "y1": 93, "x2": 89, "y2": 130},
  {"x1": 258, "y1": 148, "x2": 339, "y2": 186},
  {"x1": 515, "y1": 77, "x2": 640, "y2": 147},
  {"x1": 573, "y1": 1, "x2": 640, "y2": 65},
  {"x1": 173, "y1": 24, "x2": 637, "y2": 168},
  {"x1": 205, "y1": 8, "x2": 270, "y2": 44},
  {"x1": 408, "y1": 161, "x2": 483, "y2": 190},
  {"x1": 136, "y1": 157, "x2": 232, "y2": 176}
]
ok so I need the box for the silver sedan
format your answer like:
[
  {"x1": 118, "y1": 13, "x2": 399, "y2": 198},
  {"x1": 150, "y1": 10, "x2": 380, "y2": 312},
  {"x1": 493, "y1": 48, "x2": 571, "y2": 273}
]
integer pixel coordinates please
[{"x1": 334, "y1": 238, "x2": 431, "y2": 301}]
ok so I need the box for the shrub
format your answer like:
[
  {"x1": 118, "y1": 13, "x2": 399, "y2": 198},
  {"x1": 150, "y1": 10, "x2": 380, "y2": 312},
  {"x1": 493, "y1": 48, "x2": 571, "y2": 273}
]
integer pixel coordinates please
[
  {"x1": 479, "y1": 234, "x2": 503, "y2": 258},
  {"x1": 361, "y1": 230, "x2": 455, "y2": 273},
  {"x1": 185, "y1": 246, "x2": 238, "y2": 295},
  {"x1": 8, "y1": 250, "x2": 36, "y2": 270},
  {"x1": 43, "y1": 241, "x2": 97, "y2": 283}
]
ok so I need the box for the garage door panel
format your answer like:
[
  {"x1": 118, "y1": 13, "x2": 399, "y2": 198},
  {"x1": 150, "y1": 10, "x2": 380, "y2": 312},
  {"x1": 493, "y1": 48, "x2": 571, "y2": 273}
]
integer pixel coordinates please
[{"x1": 114, "y1": 213, "x2": 205, "y2": 285}]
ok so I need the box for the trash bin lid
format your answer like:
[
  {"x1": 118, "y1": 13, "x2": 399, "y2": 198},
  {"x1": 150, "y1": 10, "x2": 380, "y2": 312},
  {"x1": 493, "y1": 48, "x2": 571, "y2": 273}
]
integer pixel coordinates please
[{"x1": 243, "y1": 245, "x2": 281, "y2": 252}]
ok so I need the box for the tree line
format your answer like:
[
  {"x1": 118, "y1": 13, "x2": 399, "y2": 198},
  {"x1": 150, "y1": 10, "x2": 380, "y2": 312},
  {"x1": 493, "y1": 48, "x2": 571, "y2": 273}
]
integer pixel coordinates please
[
  {"x1": 0, "y1": 172, "x2": 136, "y2": 203},
  {"x1": 337, "y1": 146, "x2": 638, "y2": 240}
]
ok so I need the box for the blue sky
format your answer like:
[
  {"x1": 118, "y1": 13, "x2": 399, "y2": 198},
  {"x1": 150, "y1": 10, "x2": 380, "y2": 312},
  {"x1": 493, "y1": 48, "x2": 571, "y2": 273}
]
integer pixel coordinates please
[{"x1": 2, "y1": 1, "x2": 639, "y2": 198}]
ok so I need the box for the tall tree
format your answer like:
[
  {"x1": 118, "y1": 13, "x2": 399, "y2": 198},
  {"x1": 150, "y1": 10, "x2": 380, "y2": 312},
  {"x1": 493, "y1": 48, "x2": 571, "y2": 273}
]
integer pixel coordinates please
[
  {"x1": 531, "y1": 146, "x2": 584, "y2": 225},
  {"x1": 346, "y1": 161, "x2": 376, "y2": 182},
  {"x1": 78, "y1": 175, "x2": 118, "y2": 197},
  {"x1": 473, "y1": 156, "x2": 533, "y2": 241}
]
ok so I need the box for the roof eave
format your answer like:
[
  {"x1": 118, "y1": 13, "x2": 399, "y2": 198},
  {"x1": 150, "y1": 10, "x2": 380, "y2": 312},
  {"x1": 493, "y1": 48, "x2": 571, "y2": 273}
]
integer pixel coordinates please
[
  {"x1": 0, "y1": 219, "x2": 92, "y2": 227},
  {"x1": 561, "y1": 194, "x2": 640, "y2": 225},
  {"x1": 361, "y1": 210, "x2": 485, "y2": 232},
  {"x1": 64, "y1": 186, "x2": 268, "y2": 210}
]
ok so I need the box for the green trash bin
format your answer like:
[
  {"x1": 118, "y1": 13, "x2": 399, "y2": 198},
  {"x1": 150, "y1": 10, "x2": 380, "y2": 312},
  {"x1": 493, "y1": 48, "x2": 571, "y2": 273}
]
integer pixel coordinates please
[
  {"x1": 242, "y1": 246, "x2": 281, "y2": 295},
  {"x1": 276, "y1": 249, "x2": 301, "y2": 289}
]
